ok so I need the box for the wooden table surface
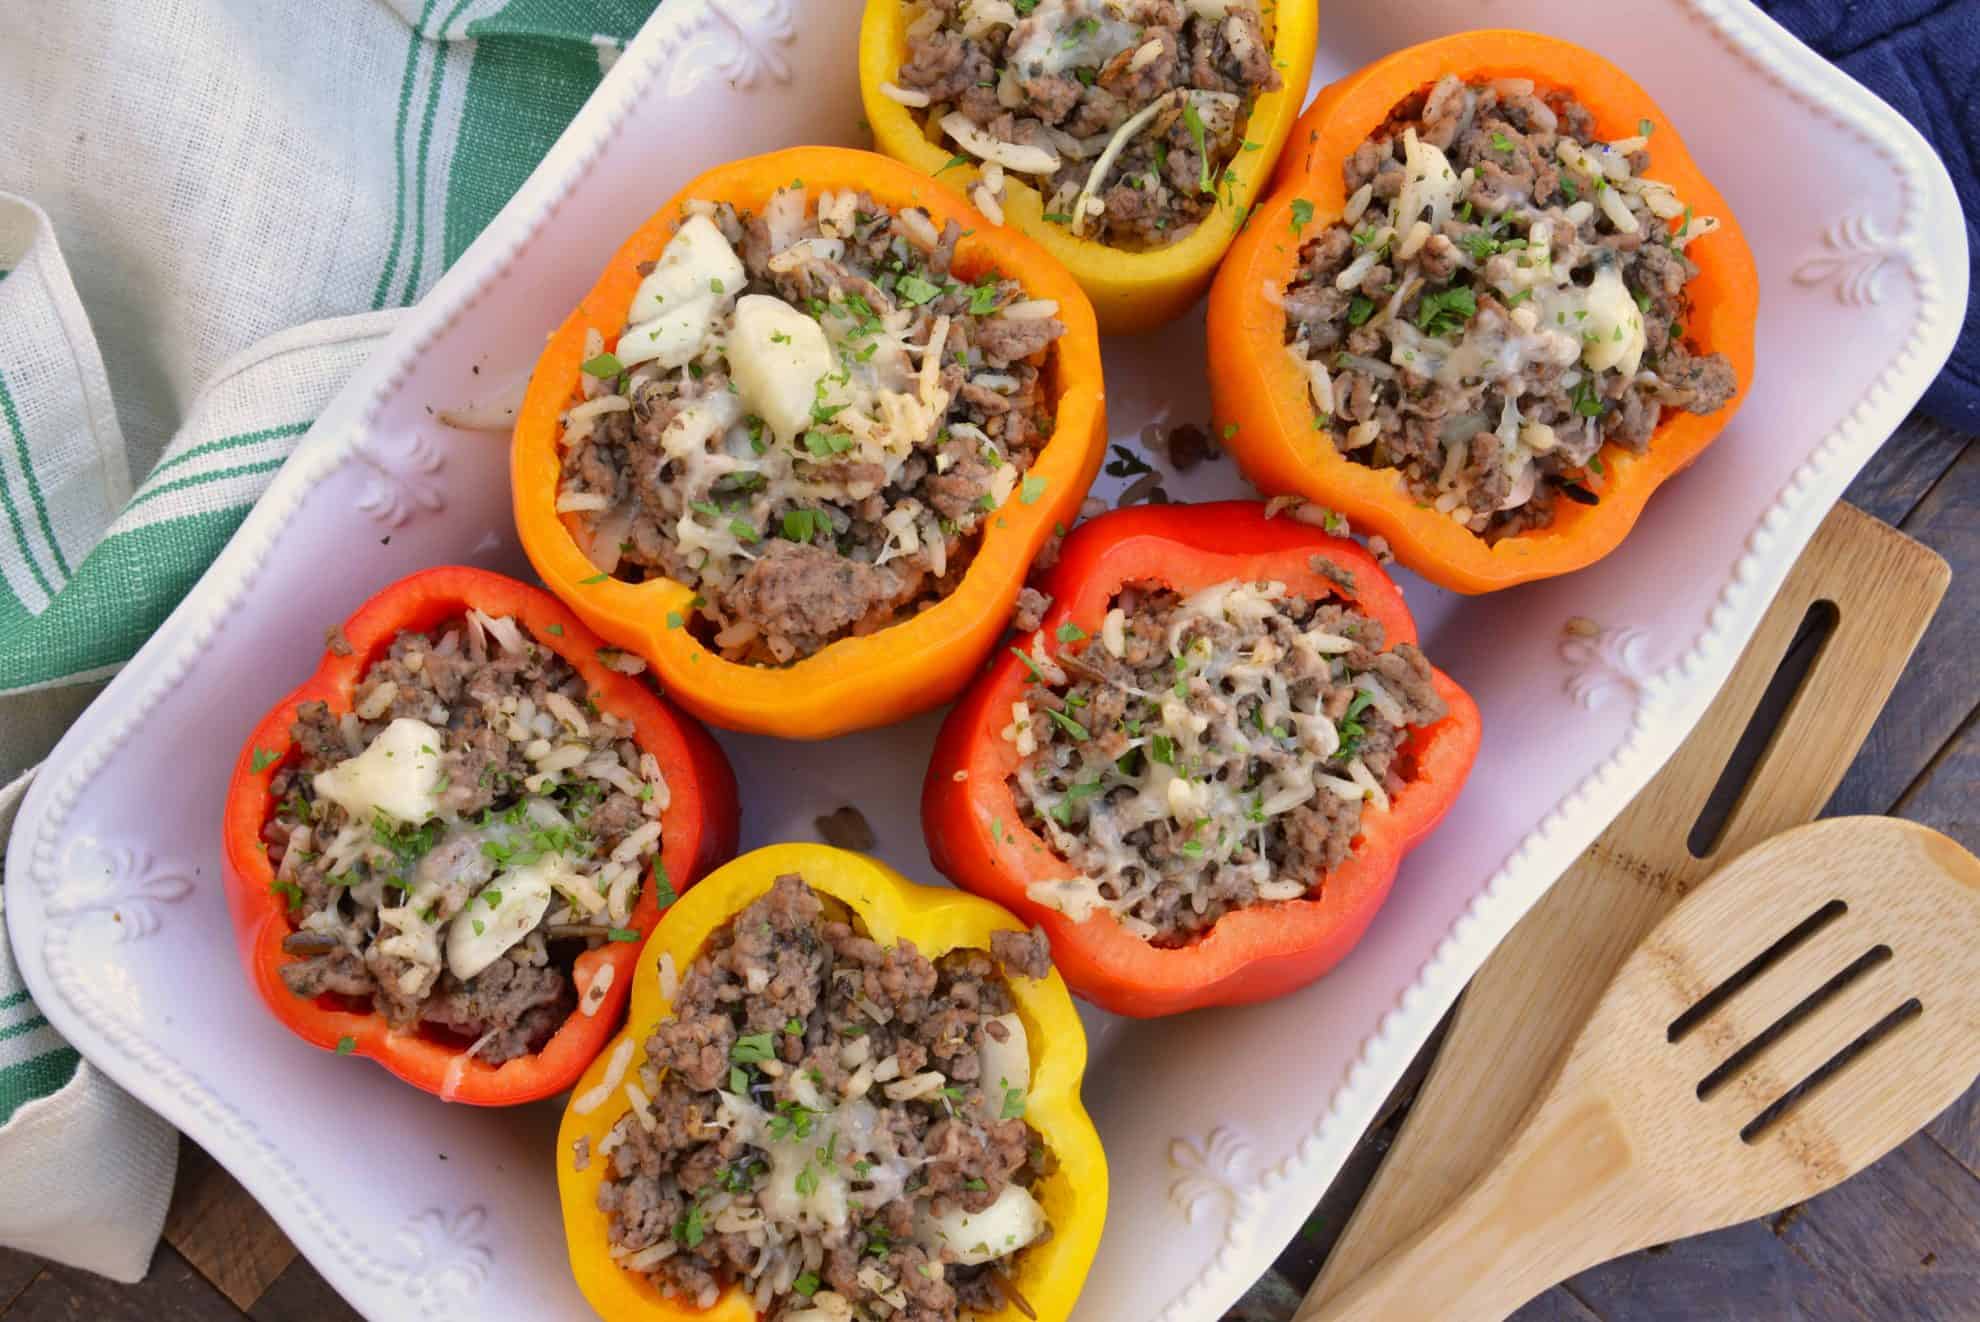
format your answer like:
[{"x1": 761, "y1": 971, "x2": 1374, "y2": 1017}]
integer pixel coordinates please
[{"x1": 0, "y1": 410, "x2": 1971, "y2": 1322}]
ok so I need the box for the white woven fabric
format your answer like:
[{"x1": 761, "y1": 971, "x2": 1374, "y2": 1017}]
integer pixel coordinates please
[{"x1": 0, "y1": 0, "x2": 654, "y2": 1282}]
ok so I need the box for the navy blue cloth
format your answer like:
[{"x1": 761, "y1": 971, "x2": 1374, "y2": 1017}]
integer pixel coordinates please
[{"x1": 1753, "y1": 0, "x2": 1979, "y2": 427}]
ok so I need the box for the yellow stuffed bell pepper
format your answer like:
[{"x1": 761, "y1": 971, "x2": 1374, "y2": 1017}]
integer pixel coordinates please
[
  {"x1": 557, "y1": 844, "x2": 1107, "y2": 1322},
  {"x1": 859, "y1": 0, "x2": 1318, "y2": 334}
]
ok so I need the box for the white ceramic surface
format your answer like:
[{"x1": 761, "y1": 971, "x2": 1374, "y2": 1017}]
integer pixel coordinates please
[{"x1": 5, "y1": 2, "x2": 1966, "y2": 1319}]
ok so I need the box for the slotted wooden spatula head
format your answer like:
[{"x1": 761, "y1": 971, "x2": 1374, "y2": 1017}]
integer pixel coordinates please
[{"x1": 1309, "y1": 816, "x2": 1980, "y2": 1322}]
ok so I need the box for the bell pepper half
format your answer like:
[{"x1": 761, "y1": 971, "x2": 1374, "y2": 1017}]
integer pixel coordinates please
[
  {"x1": 221, "y1": 566, "x2": 740, "y2": 1105},
  {"x1": 859, "y1": 0, "x2": 1318, "y2": 334},
  {"x1": 1207, "y1": 29, "x2": 1760, "y2": 592},
  {"x1": 513, "y1": 146, "x2": 1107, "y2": 740},
  {"x1": 921, "y1": 502, "x2": 1481, "y2": 1017},
  {"x1": 557, "y1": 842, "x2": 1107, "y2": 1322}
]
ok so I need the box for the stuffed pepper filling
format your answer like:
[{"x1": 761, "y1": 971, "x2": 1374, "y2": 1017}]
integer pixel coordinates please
[
  {"x1": 1282, "y1": 75, "x2": 1738, "y2": 541},
  {"x1": 557, "y1": 187, "x2": 1067, "y2": 665},
  {"x1": 264, "y1": 613, "x2": 669, "y2": 1063},
  {"x1": 887, "y1": 0, "x2": 1281, "y2": 248},
  {"x1": 1009, "y1": 573, "x2": 1446, "y2": 944},
  {"x1": 585, "y1": 874, "x2": 1055, "y2": 1320}
]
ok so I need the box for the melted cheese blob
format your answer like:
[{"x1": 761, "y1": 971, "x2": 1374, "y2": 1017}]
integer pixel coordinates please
[
  {"x1": 313, "y1": 717, "x2": 443, "y2": 825},
  {"x1": 446, "y1": 859, "x2": 559, "y2": 980},
  {"x1": 728, "y1": 294, "x2": 836, "y2": 445},
  {"x1": 617, "y1": 215, "x2": 746, "y2": 370},
  {"x1": 919, "y1": 1184, "x2": 1050, "y2": 1266}
]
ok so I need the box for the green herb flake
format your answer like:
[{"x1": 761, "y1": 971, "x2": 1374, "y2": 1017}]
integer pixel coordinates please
[
  {"x1": 250, "y1": 747, "x2": 280, "y2": 774},
  {"x1": 579, "y1": 572, "x2": 609, "y2": 585},
  {"x1": 581, "y1": 351, "x2": 623, "y2": 378},
  {"x1": 1290, "y1": 197, "x2": 1315, "y2": 233},
  {"x1": 1042, "y1": 707, "x2": 1090, "y2": 740},
  {"x1": 1001, "y1": 1087, "x2": 1026, "y2": 1119},
  {"x1": 336, "y1": 1036, "x2": 356, "y2": 1056},
  {"x1": 1019, "y1": 474, "x2": 1047, "y2": 505},
  {"x1": 1415, "y1": 286, "x2": 1478, "y2": 337},
  {"x1": 1346, "y1": 294, "x2": 1375, "y2": 326},
  {"x1": 607, "y1": 927, "x2": 641, "y2": 943},
  {"x1": 1183, "y1": 100, "x2": 1213, "y2": 194},
  {"x1": 731, "y1": 1032, "x2": 777, "y2": 1064},
  {"x1": 896, "y1": 272, "x2": 943, "y2": 306},
  {"x1": 1055, "y1": 621, "x2": 1087, "y2": 643}
]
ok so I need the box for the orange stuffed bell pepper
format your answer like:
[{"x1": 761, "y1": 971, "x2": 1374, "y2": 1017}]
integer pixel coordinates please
[
  {"x1": 557, "y1": 843, "x2": 1106, "y2": 1322},
  {"x1": 222, "y1": 567, "x2": 738, "y2": 1105},
  {"x1": 514, "y1": 146, "x2": 1105, "y2": 739},
  {"x1": 859, "y1": 0, "x2": 1318, "y2": 333},
  {"x1": 1209, "y1": 30, "x2": 1759, "y2": 592},
  {"x1": 923, "y1": 503, "x2": 1480, "y2": 1017}
]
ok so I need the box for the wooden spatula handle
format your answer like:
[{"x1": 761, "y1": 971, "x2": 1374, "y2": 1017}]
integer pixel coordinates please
[{"x1": 1297, "y1": 1096, "x2": 1640, "y2": 1322}]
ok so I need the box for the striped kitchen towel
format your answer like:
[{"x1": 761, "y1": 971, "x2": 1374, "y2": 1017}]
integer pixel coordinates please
[{"x1": 0, "y1": 0, "x2": 662, "y2": 1282}]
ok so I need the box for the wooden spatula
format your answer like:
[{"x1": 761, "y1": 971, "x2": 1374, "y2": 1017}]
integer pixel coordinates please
[{"x1": 1301, "y1": 816, "x2": 1980, "y2": 1322}]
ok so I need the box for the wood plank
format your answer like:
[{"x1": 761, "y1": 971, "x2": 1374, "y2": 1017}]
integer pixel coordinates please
[
  {"x1": 2, "y1": 1243, "x2": 242, "y2": 1322},
  {"x1": 0, "y1": 1249, "x2": 45, "y2": 1316},
  {"x1": 161, "y1": 1137, "x2": 297, "y2": 1311},
  {"x1": 1544, "y1": 1217, "x2": 1875, "y2": 1322},
  {"x1": 1838, "y1": 413, "x2": 1971, "y2": 526},
  {"x1": 1777, "y1": 1133, "x2": 1980, "y2": 1322},
  {"x1": 1308, "y1": 507, "x2": 1950, "y2": 1306},
  {"x1": 245, "y1": 1255, "x2": 361, "y2": 1322},
  {"x1": 1827, "y1": 440, "x2": 1979, "y2": 818},
  {"x1": 1906, "y1": 713, "x2": 1980, "y2": 1177}
]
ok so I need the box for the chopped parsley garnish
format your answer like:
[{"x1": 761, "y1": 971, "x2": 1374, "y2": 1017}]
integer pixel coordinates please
[
  {"x1": 673, "y1": 1203, "x2": 706, "y2": 1248},
  {"x1": 607, "y1": 927, "x2": 641, "y2": 943},
  {"x1": 896, "y1": 272, "x2": 943, "y2": 306},
  {"x1": 1346, "y1": 295, "x2": 1375, "y2": 326},
  {"x1": 1042, "y1": 707, "x2": 1090, "y2": 740},
  {"x1": 782, "y1": 508, "x2": 821, "y2": 542},
  {"x1": 802, "y1": 430, "x2": 855, "y2": 457},
  {"x1": 1183, "y1": 100, "x2": 1213, "y2": 194},
  {"x1": 1019, "y1": 474, "x2": 1047, "y2": 504},
  {"x1": 1001, "y1": 1086, "x2": 1026, "y2": 1119},
  {"x1": 793, "y1": 1272, "x2": 821, "y2": 1298},
  {"x1": 1570, "y1": 377, "x2": 1606, "y2": 418},
  {"x1": 731, "y1": 1032, "x2": 776, "y2": 1064},
  {"x1": 250, "y1": 747, "x2": 280, "y2": 773},
  {"x1": 937, "y1": 153, "x2": 970, "y2": 173},
  {"x1": 1290, "y1": 197, "x2": 1314, "y2": 233},
  {"x1": 336, "y1": 1036, "x2": 356, "y2": 1056},
  {"x1": 1415, "y1": 286, "x2": 1477, "y2": 337},
  {"x1": 580, "y1": 351, "x2": 622, "y2": 378},
  {"x1": 1055, "y1": 621, "x2": 1087, "y2": 643}
]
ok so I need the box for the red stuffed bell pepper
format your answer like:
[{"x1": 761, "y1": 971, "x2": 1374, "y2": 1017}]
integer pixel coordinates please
[
  {"x1": 924, "y1": 503, "x2": 1479, "y2": 1016},
  {"x1": 223, "y1": 567, "x2": 739, "y2": 1103}
]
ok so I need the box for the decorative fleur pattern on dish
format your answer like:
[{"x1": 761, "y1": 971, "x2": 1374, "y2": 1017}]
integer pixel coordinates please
[
  {"x1": 1168, "y1": 1125, "x2": 1256, "y2": 1226},
  {"x1": 666, "y1": 0, "x2": 796, "y2": 97},
  {"x1": 1559, "y1": 623, "x2": 1653, "y2": 711},
  {"x1": 46, "y1": 837, "x2": 194, "y2": 941},
  {"x1": 1793, "y1": 214, "x2": 1906, "y2": 307},
  {"x1": 352, "y1": 431, "x2": 446, "y2": 528},
  {"x1": 389, "y1": 1206, "x2": 494, "y2": 1315}
]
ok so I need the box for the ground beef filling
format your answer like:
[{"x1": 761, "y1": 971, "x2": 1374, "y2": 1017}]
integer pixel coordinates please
[
  {"x1": 1283, "y1": 74, "x2": 1738, "y2": 542},
  {"x1": 893, "y1": 0, "x2": 1280, "y2": 249},
  {"x1": 591, "y1": 875, "x2": 1056, "y2": 1321},
  {"x1": 1010, "y1": 573, "x2": 1446, "y2": 944},
  {"x1": 557, "y1": 187, "x2": 1067, "y2": 666},
  {"x1": 264, "y1": 612, "x2": 668, "y2": 1064}
]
